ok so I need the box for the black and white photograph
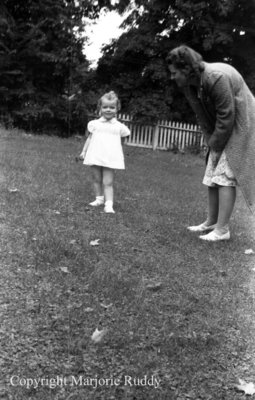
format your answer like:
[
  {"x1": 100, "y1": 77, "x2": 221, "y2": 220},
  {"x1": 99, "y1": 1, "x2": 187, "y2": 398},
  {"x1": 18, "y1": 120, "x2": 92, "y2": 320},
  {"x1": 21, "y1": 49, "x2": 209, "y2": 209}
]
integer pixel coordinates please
[{"x1": 1, "y1": 0, "x2": 255, "y2": 399}]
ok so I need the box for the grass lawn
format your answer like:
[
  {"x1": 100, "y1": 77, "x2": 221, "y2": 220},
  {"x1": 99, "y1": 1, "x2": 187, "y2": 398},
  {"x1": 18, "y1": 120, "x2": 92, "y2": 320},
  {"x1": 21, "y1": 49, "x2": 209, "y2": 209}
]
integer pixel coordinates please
[{"x1": 0, "y1": 127, "x2": 255, "y2": 400}]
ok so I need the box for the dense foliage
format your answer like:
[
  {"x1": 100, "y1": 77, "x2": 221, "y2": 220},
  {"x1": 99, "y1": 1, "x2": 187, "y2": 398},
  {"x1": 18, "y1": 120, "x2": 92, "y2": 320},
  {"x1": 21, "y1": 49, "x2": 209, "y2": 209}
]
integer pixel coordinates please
[
  {"x1": 0, "y1": 0, "x2": 114, "y2": 135},
  {"x1": 1, "y1": 0, "x2": 255, "y2": 133},
  {"x1": 96, "y1": 0, "x2": 255, "y2": 123}
]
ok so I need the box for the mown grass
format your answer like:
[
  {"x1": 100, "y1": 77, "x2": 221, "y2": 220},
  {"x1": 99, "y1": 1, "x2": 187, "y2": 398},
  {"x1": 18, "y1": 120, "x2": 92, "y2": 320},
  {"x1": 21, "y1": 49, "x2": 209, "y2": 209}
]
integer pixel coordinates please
[{"x1": 0, "y1": 127, "x2": 255, "y2": 400}]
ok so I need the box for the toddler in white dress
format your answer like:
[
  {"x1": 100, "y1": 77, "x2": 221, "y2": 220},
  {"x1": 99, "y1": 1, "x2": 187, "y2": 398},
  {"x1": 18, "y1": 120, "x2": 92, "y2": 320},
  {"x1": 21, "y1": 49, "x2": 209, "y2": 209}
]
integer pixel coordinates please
[{"x1": 79, "y1": 91, "x2": 130, "y2": 213}]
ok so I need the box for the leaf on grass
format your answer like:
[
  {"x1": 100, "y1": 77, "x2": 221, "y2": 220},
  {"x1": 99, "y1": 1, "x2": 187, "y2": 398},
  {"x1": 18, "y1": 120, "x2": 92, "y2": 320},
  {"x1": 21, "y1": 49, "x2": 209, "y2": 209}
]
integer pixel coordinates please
[
  {"x1": 70, "y1": 239, "x2": 76, "y2": 245},
  {"x1": 236, "y1": 378, "x2": 255, "y2": 395},
  {"x1": 60, "y1": 266, "x2": 70, "y2": 274},
  {"x1": 53, "y1": 210, "x2": 61, "y2": 215},
  {"x1": 91, "y1": 328, "x2": 107, "y2": 343},
  {"x1": 245, "y1": 249, "x2": 254, "y2": 255},
  {"x1": 132, "y1": 247, "x2": 143, "y2": 253},
  {"x1": 84, "y1": 307, "x2": 94, "y2": 312},
  {"x1": 100, "y1": 303, "x2": 113, "y2": 309},
  {"x1": 90, "y1": 239, "x2": 100, "y2": 246},
  {"x1": 8, "y1": 188, "x2": 19, "y2": 193},
  {"x1": 146, "y1": 282, "x2": 163, "y2": 291},
  {"x1": 184, "y1": 390, "x2": 196, "y2": 399}
]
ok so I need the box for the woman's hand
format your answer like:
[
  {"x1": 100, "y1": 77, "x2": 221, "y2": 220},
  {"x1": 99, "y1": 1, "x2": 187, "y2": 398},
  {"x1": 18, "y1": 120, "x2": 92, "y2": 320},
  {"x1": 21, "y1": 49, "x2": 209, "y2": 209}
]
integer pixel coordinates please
[{"x1": 210, "y1": 151, "x2": 222, "y2": 168}]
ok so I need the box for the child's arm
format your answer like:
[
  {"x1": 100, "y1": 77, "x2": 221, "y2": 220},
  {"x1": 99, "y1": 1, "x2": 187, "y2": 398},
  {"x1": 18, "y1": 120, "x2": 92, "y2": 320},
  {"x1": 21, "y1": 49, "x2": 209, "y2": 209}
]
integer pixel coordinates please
[
  {"x1": 79, "y1": 130, "x2": 91, "y2": 160},
  {"x1": 120, "y1": 123, "x2": 130, "y2": 146}
]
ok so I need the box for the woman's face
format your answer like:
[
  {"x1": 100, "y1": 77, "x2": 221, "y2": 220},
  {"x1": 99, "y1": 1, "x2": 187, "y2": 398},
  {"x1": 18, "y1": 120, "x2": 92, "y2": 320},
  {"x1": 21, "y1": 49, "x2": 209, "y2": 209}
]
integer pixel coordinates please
[{"x1": 168, "y1": 64, "x2": 189, "y2": 88}]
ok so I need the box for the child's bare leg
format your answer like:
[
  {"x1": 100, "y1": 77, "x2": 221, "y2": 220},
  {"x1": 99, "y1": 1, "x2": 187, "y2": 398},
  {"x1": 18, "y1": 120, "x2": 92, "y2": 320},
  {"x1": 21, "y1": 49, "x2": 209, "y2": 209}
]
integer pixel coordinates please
[
  {"x1": 102, "y1": 168, "x2": 114, "y2": 202},
  {"x1": 103, "y1": 168, "x2": 115, "y2": 212},
  {"x1": 91, "y1": 165, "x2": 103, "y2": 196},
  {"x1": 89, "y1": 166, "x2": 104, "y2": 206}
]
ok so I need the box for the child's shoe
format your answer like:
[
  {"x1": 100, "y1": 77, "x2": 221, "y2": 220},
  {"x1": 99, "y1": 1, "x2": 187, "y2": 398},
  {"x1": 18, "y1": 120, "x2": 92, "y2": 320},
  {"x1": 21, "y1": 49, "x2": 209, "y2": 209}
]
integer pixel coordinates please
[
  {"x1": 104, "y1": 201, "x2": 115, "y2": 214},
  {"x1": 89, "y1": 196, "x2": 104, "y2": 206}
]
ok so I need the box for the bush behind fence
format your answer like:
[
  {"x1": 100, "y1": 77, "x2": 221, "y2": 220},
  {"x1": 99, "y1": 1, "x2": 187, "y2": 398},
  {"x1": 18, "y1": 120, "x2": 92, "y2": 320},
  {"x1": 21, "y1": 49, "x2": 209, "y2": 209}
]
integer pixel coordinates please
[
  {"x1": 118, "y1": 113, "x2": 205, "y2": 151},
  {"x1": 0, "y1": 109, "x2": 205, "y2": 152}
]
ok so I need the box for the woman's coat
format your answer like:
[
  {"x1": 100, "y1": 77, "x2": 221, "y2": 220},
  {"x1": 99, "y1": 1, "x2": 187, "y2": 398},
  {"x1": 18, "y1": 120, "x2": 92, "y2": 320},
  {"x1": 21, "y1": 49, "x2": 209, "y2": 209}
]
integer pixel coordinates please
[{"x1": 184, "y1": 62, "x2": 255, "y2": 213}]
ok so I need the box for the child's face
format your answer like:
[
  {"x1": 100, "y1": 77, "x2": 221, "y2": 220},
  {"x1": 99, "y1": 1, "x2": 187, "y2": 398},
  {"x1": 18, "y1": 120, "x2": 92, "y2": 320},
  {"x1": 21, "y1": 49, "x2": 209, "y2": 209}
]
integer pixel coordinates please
[{"x1": 101, "y1": 99, "x2": 118, "y2": 120}]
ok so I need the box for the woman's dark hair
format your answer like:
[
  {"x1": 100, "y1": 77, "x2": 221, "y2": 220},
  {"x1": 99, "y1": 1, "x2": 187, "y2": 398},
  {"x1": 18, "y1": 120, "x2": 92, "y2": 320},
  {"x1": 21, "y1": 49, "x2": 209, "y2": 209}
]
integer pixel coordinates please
[{"x1": 166, "y1": 45, "x2": 204, "y2": 77}]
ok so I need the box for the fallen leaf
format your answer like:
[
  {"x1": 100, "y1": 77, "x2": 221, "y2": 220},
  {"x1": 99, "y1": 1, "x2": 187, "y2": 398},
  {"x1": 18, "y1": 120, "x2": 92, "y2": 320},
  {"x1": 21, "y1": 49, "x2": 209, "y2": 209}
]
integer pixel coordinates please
[
  {"x1": 100, "y1": 303, "x2": 113, "y2": 309},
  {"x1": 8, "y1": 188, "x2": 19, "y2": 193},
  {"x1": 184, "y1": 390, "x2": 196, "y2": 399},
  {"x1": 245, "y1": 249, "x2": 254, "y2": 255},
  {"x1": 146, "y1": 282, "x2": 163, "y2": 291},
  {"x1": 132, "y1": 247, "x2": 143, "y2": 252},
  {"x1": 70, "y1": 240, "x2": 76, "y2": 245},
  {"x1": 84, "y1": 307, "x2": 94, "y2": 312},
  {"x1": 91, "y1": 328, "x2": 107, "y2": 343},
  {"x1": 90, "y1": 239, "x2": 100, "y2": 246},
  {"x1": 60, "y1": 266, "x2": 70, "y2": 273},
  {"x1": 236, "y1": 378, "x2": 255, "y2": 395}
]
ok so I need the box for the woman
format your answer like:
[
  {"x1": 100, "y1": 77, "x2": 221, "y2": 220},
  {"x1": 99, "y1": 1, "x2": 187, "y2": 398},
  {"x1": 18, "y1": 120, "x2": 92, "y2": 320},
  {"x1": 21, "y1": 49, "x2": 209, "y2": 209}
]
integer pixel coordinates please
[{"x1": 166, "y1": 45, "x2": 255, "y2": 241}]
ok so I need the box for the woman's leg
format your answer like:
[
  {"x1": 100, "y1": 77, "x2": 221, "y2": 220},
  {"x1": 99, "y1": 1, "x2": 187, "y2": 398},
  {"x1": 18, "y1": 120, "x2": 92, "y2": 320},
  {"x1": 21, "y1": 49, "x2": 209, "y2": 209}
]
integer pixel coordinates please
[
  {"x1": 216, "y1": 186, "x2": 236, "y2": 231},
  {"x1": 206, "y1": 186, "x2": 219, "y2": 225},
  {"x1": 188, "y1": 186, "x2": 219, "y2": 231},
  {"x1": 200, "y1": 186, "x2": 236, "y2": 240}
]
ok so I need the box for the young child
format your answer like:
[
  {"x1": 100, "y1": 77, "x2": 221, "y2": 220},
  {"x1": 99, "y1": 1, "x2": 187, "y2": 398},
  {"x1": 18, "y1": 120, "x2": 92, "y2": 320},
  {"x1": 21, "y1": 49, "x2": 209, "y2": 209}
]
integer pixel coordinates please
[{"x1": 79, "y1": 91, "x2": 130, "y2": 213}]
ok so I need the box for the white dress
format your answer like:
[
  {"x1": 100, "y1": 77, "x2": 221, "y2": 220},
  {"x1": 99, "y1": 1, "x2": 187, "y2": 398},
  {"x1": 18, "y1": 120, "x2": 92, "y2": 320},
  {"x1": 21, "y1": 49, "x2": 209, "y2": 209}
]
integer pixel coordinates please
[{"x1": 83, "y1": 117, "x2": 130, "y2": 169}]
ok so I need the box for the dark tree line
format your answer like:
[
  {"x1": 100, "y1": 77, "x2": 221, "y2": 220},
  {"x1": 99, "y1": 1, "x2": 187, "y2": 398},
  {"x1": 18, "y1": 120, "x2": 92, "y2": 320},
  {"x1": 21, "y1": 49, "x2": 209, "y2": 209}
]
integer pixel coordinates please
[
  {"x1": 0, "y1": 0, "x2": 114, "y2": 134},
  {"x1": 96, "y1": 0, "x2": 255, "y2": 123},
  {"x1": 1, "y1": 0, "x2": 255, "y2": 134}
]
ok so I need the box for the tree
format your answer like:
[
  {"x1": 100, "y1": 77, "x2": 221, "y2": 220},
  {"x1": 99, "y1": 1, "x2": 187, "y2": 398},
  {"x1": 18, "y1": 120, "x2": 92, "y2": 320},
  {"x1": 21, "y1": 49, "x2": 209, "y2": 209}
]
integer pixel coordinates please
[
  {"x1": 0, "y1": 0, "x2": 115, "y2": 134},
  {"x1": 96, "y1": 0, "x2": 255, "y2": 123}
]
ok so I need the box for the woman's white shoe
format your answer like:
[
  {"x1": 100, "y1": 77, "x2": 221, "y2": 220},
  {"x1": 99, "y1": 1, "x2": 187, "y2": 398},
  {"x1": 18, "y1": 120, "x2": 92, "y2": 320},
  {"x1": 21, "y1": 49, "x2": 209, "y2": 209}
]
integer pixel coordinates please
[
  {"x1": 199, "y1": 230, "x2": 230, "y2": 241},
  {"x1": 187, "y1": 223, "x2": 216, "y2": 232}
]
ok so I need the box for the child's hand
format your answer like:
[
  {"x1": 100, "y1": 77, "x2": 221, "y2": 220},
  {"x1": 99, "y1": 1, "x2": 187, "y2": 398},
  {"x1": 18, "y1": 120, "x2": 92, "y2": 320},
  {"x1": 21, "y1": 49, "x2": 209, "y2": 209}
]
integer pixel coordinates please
[{"x1": 75, "y1": 155, "x2": 84, "y2": 162}]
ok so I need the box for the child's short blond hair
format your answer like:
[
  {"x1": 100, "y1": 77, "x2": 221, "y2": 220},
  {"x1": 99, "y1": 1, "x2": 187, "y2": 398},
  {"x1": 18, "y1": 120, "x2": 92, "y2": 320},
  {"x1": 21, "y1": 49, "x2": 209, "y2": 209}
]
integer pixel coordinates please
[{"x1": 97, "y1": 91, "x2": 121, "y2": 114}]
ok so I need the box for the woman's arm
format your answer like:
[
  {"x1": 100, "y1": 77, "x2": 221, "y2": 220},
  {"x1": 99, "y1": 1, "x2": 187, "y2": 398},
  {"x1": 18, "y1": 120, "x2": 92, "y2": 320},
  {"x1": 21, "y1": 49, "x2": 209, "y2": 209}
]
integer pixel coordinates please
[{"x1": 207, "y1": 75, "x2": 235, "y2": 152}]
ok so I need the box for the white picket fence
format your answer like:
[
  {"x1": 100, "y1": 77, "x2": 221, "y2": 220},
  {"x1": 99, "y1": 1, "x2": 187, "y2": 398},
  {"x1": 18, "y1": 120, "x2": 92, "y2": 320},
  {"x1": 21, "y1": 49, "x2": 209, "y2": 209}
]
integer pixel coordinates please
[
  {"x1": 0, "y1": 109, "x2": 205, "y2": 151},
  {"x1": 118, "y1": 113, "x2": 205, "y2": 151}
]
